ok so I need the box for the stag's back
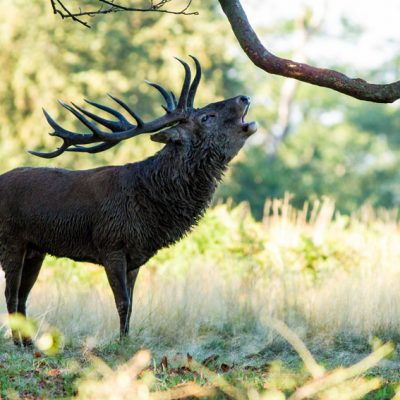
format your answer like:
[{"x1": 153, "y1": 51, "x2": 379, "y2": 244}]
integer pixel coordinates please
[{"x1": 0, "y1": 166, "x2": 125, "y2": 261}]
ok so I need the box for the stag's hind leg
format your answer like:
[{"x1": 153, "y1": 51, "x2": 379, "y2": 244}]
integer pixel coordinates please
[
  {"x1": 17, "y1": 251, "x2": 45, "y2": 347},
  {"x1": 1, "y1": 244, "x2": 26, "y2": 346}
]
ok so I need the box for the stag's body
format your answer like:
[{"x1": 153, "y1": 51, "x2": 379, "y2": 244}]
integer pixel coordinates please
[
  {"x1": 0, "y1": 57, "x2": 257, "y2": 345},
  {"x1": 0, "y1": 146, "x2": 222, "y2": 265}
]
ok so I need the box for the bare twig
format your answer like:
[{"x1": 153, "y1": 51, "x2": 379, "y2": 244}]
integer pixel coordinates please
[
  {"x1": 50, "y1": 0, "x2": 57, "y2": 14},
  {"x1": 219, "y1": 0, "x2": 400, "y2": 103},
  {"x1": 50, "y1": 0, "x2": 198, "y2": 28},
  {"x1": 99, "y1": 0, "x2": 196, "y2": 15},
  {"x1": 54, "y1": 0, "x2": 92, "y2": 28},
  {"x1": 288, "y1": 343, "x2": 393, "y2": 400}
]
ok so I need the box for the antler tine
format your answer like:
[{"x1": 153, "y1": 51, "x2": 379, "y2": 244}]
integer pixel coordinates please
[
  {"x1": 43, "y1": 104, "x2": 106, "y2": 147},
  {"x1": 175, "y1": 57, "x2": 192, "y2": 110},
  {"x1": 84, "y1": 99, "x2": 133, "y2": 126},
  {"x1": 66, "y1": 142, "x2": 119, "y2": 154},
  {"x1": 170, "y1": 91, "x2": 178, "y2": 108},
  {"x1": 107, "y1": 94, "x2": 145, "y2": 127},
  {"x1": 187, "y1": 55, "x2": 202, "y2": 109},
  {"x1": 43, "y1": 108, "x2": 86, "y2": 139},
  {"x1": 28, "y1": 137, "x2": 71, "y2": 159},
  {"x1": 59, "y1": 101, "x2": 103, "y2": 136},
  {"x1": 73, "y1": 102, "x2": 132, "y2": 132},
  {"x1": 145, "y1": 81, "x2": 175, "y2": 112}
]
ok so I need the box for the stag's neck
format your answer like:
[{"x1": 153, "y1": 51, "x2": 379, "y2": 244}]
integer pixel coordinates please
[
  {"x1": 125, "y1": 145, "x2": 227, "y2": 247},
  {"x1": 146, "y1": 145, "x2": 226, "y2": 206}
]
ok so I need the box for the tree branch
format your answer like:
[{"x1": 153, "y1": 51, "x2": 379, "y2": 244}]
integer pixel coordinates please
[
  {"x1": 50, "y1": 0, "x2": 198, "y2": 28},
  {"x1": 218, "y1": 0, "x2": 400, "y2": 103}
]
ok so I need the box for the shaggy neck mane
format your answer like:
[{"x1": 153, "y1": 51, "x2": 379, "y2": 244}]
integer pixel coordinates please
[
  {"x1": 146, "y1": 143, "x2": 226, "y2": 205},
  {"x1": 129, "y1": 143, "x2": 228, "y2": 248}
]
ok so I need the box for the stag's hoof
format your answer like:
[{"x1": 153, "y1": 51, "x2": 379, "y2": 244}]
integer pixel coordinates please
[
  {"x1": 12, "y1": 337, "x2": 22, "y2": 347},
  {"x1": 22, "y1": 337, "x2": 34, "y2": 348}
]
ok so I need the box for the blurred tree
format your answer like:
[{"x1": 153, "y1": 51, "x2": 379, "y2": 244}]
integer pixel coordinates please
[
  {"x1": 0, "y1": 0, "x2": 246, "y2": 171},
  {"x1": 216, "y1": 14, "x2": 400, "y2": 218},
  {"x1": 218, "y1": 63, "x2": 400, "y2": 218},
  {"x1": 219, "y1": 112, "x2": 400, "y2": 219}
]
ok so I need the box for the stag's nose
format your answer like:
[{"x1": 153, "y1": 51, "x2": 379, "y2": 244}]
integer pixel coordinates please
[{"x1": 239, "y1": 96, "x2": 251, "y2": 105}]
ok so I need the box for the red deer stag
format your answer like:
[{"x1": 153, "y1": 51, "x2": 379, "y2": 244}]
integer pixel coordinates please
[{"x1": 0, "y1": 57, "x2": 257, "y2": 345}]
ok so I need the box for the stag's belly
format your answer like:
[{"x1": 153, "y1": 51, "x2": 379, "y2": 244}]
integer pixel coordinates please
[{"x1": 20, "y1": 213, "x2": 99, "y2": 261}]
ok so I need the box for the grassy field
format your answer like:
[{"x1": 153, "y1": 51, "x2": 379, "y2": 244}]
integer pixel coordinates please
[{"x1": 1, "y1": 197, "x2": 400, "y2": 399}]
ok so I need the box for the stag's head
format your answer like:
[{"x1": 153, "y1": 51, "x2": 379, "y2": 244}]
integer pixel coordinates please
[
  {"x1": 30, "y1": 56, "x2": 257, "y2": 163},
  {"x1": 152, "y1": 94, "x2": 257, "y2": 163}
]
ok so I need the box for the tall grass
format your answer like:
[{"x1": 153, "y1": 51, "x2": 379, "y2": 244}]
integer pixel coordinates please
[{"x1": 1, "y1": 196, "x2": 400, "y2": 356}]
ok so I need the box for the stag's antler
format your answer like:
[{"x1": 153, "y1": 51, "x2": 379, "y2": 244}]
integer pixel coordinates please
[{"x1": 29, "y1": 56, "x2": 202, "y2": 158}]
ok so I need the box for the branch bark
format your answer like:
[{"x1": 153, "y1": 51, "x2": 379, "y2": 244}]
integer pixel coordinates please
[{"x1": 218, "y1": 0, "x2": 400, "y2": 103}]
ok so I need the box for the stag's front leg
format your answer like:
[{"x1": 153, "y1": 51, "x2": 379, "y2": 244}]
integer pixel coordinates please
[
  {"x1": 103, "y1": 252, "x2": 131, "y2": 338},
  {"x1": 1, "y1": 246, "x2": 26, "y2": 346},
  {"x1": 126, "y1": 268, "x2": 140, "y2": 330}
]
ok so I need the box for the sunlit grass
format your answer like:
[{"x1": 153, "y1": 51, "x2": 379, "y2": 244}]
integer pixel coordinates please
[{"x1": 2, "y1": 197, "x2": 400, "y2": 398}]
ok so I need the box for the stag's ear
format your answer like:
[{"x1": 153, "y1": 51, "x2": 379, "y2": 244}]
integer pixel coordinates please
[{"x1": 151, "y1": 127, "x2": 183, "y2": 145}]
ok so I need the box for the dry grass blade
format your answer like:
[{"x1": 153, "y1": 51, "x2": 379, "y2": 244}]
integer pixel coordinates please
[
  {"x1": 318, "y1": 377, "x2": 382, "y2": 400},
  {"x1": 267, "y1": 319, "x2": 325, "y2": 379},
  {"x1": 76, "y1": 350, "x2": 152, "y2": 399},
  {"x1": 392, "y1": 387, "x2": 400, "y2": 400},
  {"x1": 150, "y1": 382, "x2": 216, "y2": 399},
  {"x1": 288, "y1": 343, "x2": 394, "y2": 400}
]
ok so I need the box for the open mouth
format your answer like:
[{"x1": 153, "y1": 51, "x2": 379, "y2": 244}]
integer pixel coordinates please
[
  {"x1": 241, "y1": 104, "x2": 249, "y2": 123},
  {"x1": 240, "y1": 104, "x2": 257, "y2": 135}
]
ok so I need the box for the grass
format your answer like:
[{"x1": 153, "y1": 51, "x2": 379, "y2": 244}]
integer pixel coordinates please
[
  {"x1": 0, "y1": 328, "x2": 398, "y2": 399},
  {"x1": 2, "y1": 196, "x2": 400, "y2": 398}
]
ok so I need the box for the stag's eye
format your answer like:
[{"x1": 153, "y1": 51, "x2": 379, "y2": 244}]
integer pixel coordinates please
[{"x1": 201, "y1": 114, "x2": 216, "y2": 123}]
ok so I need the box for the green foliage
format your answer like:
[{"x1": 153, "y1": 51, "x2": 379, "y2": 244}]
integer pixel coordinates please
[
  {"x1": 214, "y1": 16, "x2": 400, "y2": 219},
  {"x1": 148, "y1": 203, "x2": 266, "y2": 279},
  {"x1": 219, "y1": 99, "x2": 400, "y2": 219}
]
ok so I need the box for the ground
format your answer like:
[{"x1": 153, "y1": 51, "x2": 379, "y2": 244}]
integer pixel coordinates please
[
  {"x1": 1, "y1": 201, "x2": 400, "y2": 399},
  {"x1": 1, "y1": 333, "x2": 400, "y2": 399}
]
